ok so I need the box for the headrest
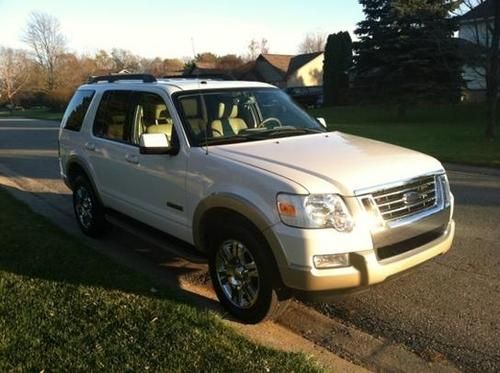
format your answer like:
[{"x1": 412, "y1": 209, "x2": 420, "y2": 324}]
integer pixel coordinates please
[
  {"x1": 155, "y1": 104, "x2": 167, "y2": 118},
  {"x1": 158, "y1": 109, "x2": 168, "y2": 120},
  {"x1": 217, "y1": 103, "x2": 238, "y2": 119},
  {"x1": 181, "y1": 98, "x2": 198, "y2": 117}
]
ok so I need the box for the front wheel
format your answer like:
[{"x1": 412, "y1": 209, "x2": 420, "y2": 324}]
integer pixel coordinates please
[{"x1": 209, "y1": 224, "x2": 285, "y2": 323}]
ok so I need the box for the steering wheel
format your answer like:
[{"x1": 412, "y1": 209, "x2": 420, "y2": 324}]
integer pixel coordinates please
[{"x1": 258, "y1": 117, "x2": 283, "y2": 129}]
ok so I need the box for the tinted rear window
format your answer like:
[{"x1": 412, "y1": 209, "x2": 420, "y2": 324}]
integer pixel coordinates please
[{"x1": 64, "y1": 90, "x2": 95, "y2": 131}]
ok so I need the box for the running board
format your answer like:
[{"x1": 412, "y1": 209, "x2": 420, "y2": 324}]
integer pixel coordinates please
[{"x1": 105, "y1": 210, "x2": 207, "y2": 264}]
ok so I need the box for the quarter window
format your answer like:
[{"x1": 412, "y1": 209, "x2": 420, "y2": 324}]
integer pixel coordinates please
[{"x1": 64, "y1": 90, "x2": 95, "y2": 131}]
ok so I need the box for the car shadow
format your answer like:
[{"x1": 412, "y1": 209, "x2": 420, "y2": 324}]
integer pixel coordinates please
[{"x1": 0, "y1": 183, "x2": 243, "y2": 323}]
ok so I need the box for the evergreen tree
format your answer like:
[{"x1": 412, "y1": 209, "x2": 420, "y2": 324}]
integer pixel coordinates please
[
  {"x1": 353, "y1": 0, "x2": 463, "y2": 107},
  {"x1": 323, "y1": 32, "x2": 353, "y2": 106}
]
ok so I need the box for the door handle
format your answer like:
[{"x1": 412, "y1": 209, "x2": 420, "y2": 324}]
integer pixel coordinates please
[
  {"x1": 84, "y1": 142, "x2": 96, "y2": 151},
  {"x1": 125, "y1": 154, "x2": 139, "y2": 164}
]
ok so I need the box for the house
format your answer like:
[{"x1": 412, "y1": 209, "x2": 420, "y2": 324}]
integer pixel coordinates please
[
  {"x1": 254, "y1": 52, "x2": 324, "y2": 88},
  {"x1": 184, "y1": 52, "x2": 324, "y2": 88},
  {"x1": 458, "y1": 0, "x2": 496, "y2": 101}
]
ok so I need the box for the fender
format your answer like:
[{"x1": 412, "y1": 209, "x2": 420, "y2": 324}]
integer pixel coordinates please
[{"x1": 192, "y1": 193, "x2": 290, "y2": 280}]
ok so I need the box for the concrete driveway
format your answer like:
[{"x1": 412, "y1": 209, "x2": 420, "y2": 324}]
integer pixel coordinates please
[{"x1": 0, "y1": 118, "x2": 498, "y2": 372}]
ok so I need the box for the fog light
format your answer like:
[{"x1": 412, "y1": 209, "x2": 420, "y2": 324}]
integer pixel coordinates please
[{"x1": 313, "y1": 254, "x2": 350, "y2": 269}]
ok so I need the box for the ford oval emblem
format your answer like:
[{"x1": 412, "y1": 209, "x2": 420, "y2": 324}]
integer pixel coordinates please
[{"x1": 402, "y1": 191, "x2": 420, "y2": 205}]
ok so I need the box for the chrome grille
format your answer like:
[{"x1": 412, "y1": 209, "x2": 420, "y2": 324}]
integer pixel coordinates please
[{"x1": 371, "y1": 175, "x2": 437, "y2": 222}]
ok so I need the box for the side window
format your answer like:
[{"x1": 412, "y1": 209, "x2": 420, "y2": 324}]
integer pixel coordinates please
[
  {"x1": 130, "y1": 91, "x2": 174, "y2": 145},
  {"x1": 63, "y1": 90, "x2": 95, "y2": 131},
  {"x1": 93, "y1": 90, "x2": 131, "y2": 142}
]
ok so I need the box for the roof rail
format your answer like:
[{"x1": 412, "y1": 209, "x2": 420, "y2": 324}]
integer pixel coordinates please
[
  {"x1": 87, "y1": 74, "x2": 157, "y2": 84},
  {"x1": 162, "y1": 74, "x2": 234, "y2": 81}
]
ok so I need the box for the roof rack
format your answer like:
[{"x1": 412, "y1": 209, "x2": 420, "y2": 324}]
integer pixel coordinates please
[
  {"x1": 87, "y1": 74, "x2": 157, "y2": 84},
  {"x1": 162, "y1": 74, "x2": 234, "y2": 81}
]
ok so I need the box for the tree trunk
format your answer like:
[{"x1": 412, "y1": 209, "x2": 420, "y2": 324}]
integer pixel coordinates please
[{"x1": 486, "y1": 0, "x2": 500, "y2": 139}]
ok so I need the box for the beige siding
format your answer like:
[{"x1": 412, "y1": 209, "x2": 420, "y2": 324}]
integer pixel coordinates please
[{"x1": 286, "y1": 54, "x2": 324, "y2": 87}]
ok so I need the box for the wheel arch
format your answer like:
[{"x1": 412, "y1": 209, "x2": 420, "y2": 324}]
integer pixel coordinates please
[
  {"x1": 65, "y1": 157, "x2": 104, "y2": 205},
  {"x1": 193, "y1": 194, "x2": 290, "y2": 292}
]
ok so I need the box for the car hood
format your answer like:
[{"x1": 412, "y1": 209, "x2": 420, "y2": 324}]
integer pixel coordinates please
[{"x1": 210, "y1": 132, "x2": 444, "y2": 195}]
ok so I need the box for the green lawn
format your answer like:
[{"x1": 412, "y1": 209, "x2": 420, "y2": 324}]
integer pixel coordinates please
[
  {"x1": 0, "y1": 188, "x2": 320, "y2": 372},
  {"x1": 0, "y1": 108, "x2": 63, "y2": 121},
  {"x1": 309, "y1": 103, "x2": 500, "y2": 168}
]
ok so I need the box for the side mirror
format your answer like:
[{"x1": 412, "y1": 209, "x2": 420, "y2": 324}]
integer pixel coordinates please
[
  {"x1": 316, "y1": 117, "x2": 327, "y2": 128},
  {"x1": 139, "y1": 133, "x2": 171, "y2": 154}
]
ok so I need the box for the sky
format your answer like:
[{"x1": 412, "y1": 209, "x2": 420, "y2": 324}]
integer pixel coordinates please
[{"x1": 0, "y1": 0, "x2": 364, "y2": 59}]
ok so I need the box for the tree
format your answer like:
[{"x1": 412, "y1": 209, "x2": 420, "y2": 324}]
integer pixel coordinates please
[
  {"x1": 217, "y1": 54, "x2": 244, "y2": 69},
  {"x1": 94, "y1": 50, "x2": 114, "y2": 74},
  {"x1": 323, "y1": 32, "x2": 353, "y2": 106},
  {"x1": 354, "y1": 0, "x2": 463, "y2": 112},
  {"x1": 110, "y1": 48, "x2": 140, "y2": 72},
  {"x1": 0, "y1": 47, "x2": 34, "y2": 107},
  {"x1": 246, "y1": 38, "x2": 270, "y2": 60},
  {"x1": 299, "y1": 32, "x2": 327, "y2": 53},
  {"x1": 22, "y1": 12, "x2": 66, "y2": 91},
  {"x1": 195, "y1": 52, "x2": 218, "y2": 64},
  {"x1": 458, "y1": 0, "x2": 499, "y2": 138}
]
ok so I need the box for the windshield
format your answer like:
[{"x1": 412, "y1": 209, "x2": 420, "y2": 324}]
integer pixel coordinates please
[{"x1": 174, "y1": 88, "x2": 325, "y2": 147}]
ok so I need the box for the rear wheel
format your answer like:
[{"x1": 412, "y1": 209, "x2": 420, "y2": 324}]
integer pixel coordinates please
[
  {"x1": 72, "y1": 175, "x2": 109, "y2": 237},
  {"x1": 209, "y1": 222, "x2": 286, "y2": 323}
]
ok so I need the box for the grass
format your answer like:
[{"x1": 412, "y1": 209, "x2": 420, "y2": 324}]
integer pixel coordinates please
[
  {"x1": 0, "y1": 188, "x2": 321, "y2": 372},
  {"x1": 309, "y1": 103, "x2": 500, "y2": 168},
  {"x1": 0, "y1": 108, "x2": 63, "y2": 121}
]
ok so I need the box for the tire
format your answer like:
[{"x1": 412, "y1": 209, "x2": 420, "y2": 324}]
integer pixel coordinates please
[
  {"x1": 72, "y1": 175, "x2": 109, "y2": 237},
  {"x1": 208, "y1": 222, "x2": 284, "y2": 323}
]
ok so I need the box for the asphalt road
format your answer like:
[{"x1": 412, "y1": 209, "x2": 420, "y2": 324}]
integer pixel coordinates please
[{"x1": 0, "y1": 118, "x2": 499, "y2": 372}]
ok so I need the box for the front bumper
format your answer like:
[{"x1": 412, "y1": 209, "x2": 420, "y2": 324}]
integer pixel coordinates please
[{"x1": 273, "y1": 220, "x2": 455, "y2": 293}]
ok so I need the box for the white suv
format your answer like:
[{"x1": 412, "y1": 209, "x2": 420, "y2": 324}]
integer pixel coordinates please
[{"x1": 59, "y1": 74, "x2": 455, "y2": 323}]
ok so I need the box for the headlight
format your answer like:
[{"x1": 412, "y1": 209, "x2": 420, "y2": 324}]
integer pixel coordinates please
[
  {"x1": 437, "y1": 174, "x2": 451, "y2": 207},
  {"x1": 277, "y1": 193, "x2": 354, "y2": 232}
]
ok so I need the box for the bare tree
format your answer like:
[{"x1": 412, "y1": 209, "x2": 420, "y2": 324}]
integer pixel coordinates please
[
  {"x1": 22, "y1": 12, "x2": 66, "y2": 91},
  {"x1": 458, "y1": 0, "x2": 499, "y2": 138},
  {"x1": 0, "y1": 47, "x2": 33, "y2": 108},
  {"x1": 246, "y1": 38, "x2": 270, "y2": 60},
  {"x1": 110, "y1": 48, "x2": 140, "y2": 72},
  {"x1": 298, "y1": 32, "x2": 327, "y2": 54}
]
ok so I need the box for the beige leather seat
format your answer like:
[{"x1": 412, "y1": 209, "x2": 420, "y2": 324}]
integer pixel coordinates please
[
  {"x1": 211, "y1": 103, "x2": 247, "y2": 136},
  {"x1": 106, "y1": 114, "x2": 126, "y2": 140},
  {"x1": 146, "y1": 107, "x2": 172, "y2": 139},
  {"x1": 181, "y1": 98, "x2": 205, "y2": 135}
]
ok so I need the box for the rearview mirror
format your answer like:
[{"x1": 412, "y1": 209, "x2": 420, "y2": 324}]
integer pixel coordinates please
[
  {"x1": 316, "y1": 117, "x2": 327, "y2": 128},
  {"x1": 139, "y1": 133, "x2": 170, "y2": 154}
]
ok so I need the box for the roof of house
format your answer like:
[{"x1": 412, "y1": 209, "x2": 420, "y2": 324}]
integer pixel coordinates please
[
  {"x1": 259, "y1": 52, "x2": 323, "y2": 78},
  {"x1": 460, "y1": 0, "x2": 494, "y2": 22},
  {"x1": 259, "y1": 54, "x2": 294, "y2": 74}
]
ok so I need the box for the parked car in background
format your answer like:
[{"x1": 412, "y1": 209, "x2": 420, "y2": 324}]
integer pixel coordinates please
[{"x1": 283, "y1": 86, "x2": 323, "y2": 108}]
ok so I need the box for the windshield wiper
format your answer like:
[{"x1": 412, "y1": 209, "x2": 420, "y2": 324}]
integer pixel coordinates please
[
  {"x1": 198, "y1": 135, "x2": 253, "y2": 147},
  {"x1": 244, "y1": 127, "x2": 324, "y2": 139}
]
